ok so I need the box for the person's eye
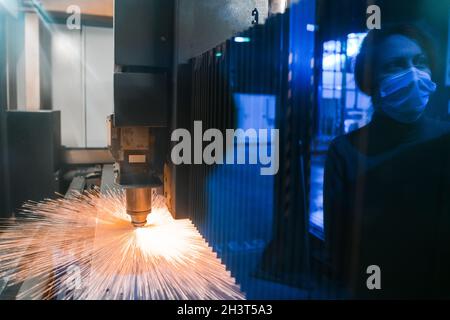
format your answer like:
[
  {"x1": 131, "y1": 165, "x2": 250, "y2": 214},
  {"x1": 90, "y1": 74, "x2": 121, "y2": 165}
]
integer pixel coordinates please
[{"x1": 384, "y1": 62, "x2": 403, "y2": 73}]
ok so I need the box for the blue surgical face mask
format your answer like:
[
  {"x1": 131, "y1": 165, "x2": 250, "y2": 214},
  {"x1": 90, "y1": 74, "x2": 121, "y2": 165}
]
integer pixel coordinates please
[{"x1": 377, "y1": 67, "x2": 437, "y2": 123}]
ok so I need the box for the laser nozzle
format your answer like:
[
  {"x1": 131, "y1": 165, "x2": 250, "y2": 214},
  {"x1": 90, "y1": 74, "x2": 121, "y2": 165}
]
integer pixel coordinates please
[{"x1": 125, "y1": 187, "x2": 152, "y2": 228}]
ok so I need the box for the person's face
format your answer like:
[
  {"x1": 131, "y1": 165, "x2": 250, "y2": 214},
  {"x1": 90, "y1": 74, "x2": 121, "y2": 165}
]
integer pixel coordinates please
[{"x1": 374, "y1": 34, "x2": 431, "y2": 88}]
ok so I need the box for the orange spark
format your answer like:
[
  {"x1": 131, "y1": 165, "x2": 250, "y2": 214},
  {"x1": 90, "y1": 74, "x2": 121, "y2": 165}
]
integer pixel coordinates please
[{"x1": 0, "y1": 189, "x2": 244, "y2": 300}]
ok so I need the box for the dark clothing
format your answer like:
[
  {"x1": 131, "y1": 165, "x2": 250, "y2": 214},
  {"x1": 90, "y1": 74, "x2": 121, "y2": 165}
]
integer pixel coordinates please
[{"x1": 324, "y1": 113, "x2": 450, "y2": 299}]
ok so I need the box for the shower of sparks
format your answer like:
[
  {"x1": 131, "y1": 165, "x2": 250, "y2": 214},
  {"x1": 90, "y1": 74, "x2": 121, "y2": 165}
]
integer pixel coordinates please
[{"x1": 0, "y1": 189, "x2": 244, "y2": 300}]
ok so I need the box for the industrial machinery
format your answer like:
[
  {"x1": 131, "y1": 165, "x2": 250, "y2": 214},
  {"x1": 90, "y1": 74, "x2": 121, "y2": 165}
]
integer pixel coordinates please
[
  {"x1": 0, "y1": 0, "x2": 316, "y2": 300},
  {"x1": 109, "y1": 0, "x2": 174, "y2": 227}
]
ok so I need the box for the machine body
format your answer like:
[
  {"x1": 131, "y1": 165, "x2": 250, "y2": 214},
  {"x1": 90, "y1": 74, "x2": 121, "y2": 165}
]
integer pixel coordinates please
[{"x1": 110, "y1": 0, "x2": 174, "y2": 227}]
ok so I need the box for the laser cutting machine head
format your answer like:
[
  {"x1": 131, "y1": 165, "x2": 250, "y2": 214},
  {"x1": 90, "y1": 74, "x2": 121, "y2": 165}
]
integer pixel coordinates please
[
  {"x1": 108, "y1": 118, "x2": 165, "y2": 227},
  {"x1": 109, "y1": 0, "x2": 174, "y2": 227}
]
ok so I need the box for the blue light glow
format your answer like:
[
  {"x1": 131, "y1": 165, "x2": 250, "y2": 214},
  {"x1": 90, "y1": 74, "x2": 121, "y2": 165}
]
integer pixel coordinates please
[
  {"x1": 306, "y1": 24, "x2": 316, "y2": 32},
  {"x1": 234, "y1": 37, "x2": 251, "y2": 43}
]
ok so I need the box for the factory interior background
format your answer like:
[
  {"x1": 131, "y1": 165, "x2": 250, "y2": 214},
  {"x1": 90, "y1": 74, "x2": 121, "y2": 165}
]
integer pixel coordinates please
[{"x1": 0, "y1": 0, "x2": 449, "y2": 300}]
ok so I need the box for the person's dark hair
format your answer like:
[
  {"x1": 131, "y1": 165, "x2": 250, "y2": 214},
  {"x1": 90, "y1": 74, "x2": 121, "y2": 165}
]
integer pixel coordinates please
[{"x1": 354, "y1": 23, "x2": 437, "y2": 97}]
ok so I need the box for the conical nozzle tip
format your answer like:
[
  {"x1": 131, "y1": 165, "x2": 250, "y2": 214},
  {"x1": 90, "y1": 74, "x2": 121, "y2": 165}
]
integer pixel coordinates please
[{"x1": 130, "y1": 214, "x2": 148, "y2": 228}]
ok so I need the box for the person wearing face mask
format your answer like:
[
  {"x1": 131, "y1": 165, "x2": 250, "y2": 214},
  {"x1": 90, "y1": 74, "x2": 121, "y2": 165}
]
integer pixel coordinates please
[{"x1": 323, "y1": 24, "x2": 450, "y2": 299}]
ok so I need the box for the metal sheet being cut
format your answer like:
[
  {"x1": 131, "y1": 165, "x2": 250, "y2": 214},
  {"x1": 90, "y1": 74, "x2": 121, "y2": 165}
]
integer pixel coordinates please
[{"x1": 0, "y1": 189, "x2": 244, "y2": 300}]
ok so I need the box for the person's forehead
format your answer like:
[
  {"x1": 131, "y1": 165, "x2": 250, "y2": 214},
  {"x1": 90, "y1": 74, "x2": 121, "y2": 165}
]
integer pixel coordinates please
[{"x1": 376, "y1": 34, "x2": 424, "y2": 63}]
